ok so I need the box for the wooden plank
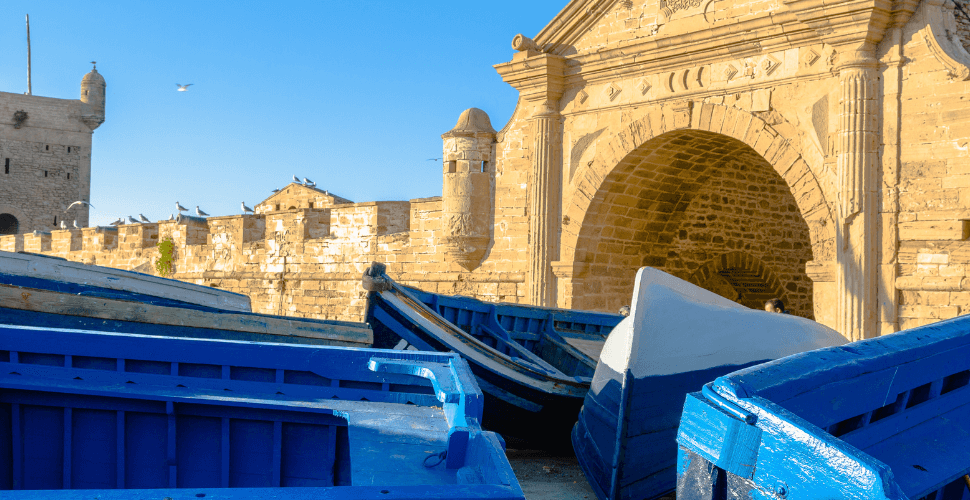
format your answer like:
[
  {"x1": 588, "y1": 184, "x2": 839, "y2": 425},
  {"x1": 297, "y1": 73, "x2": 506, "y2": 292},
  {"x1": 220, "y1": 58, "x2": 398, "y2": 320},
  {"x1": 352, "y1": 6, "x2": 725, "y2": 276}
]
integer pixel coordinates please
[{"x1": 0, "y1": 284, "x2": 370, "y2": 346}]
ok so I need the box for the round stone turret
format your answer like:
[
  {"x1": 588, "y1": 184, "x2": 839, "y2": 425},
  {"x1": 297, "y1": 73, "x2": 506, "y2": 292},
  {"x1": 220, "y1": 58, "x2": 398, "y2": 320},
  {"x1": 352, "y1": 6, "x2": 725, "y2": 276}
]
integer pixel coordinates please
[
  {"x1": 439, "y1": 108, "x2": 497, "y2": 271},
  {"x1": 80, "y1": 63, "x2": 106, "y2": 129}
]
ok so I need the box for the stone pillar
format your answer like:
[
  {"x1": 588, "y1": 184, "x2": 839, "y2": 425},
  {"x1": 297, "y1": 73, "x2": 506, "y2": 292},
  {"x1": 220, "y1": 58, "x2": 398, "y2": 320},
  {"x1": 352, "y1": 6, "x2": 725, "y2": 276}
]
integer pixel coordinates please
[
  {"x1": 528, "y1": 105, "x2": 561, "y2": 306},
  {"x1": 495, "y1": 35, "x2": 565, "y2": 307},
  {"x1": 835, "y1": 50, "x2": 880, "y2": 341}
]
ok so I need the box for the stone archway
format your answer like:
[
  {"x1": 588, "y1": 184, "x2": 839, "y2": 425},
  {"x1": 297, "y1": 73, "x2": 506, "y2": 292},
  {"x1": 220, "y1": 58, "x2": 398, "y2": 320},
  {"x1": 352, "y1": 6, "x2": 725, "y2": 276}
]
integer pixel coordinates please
[
  {"x1": 0, "y1": 214, "x2": 18, "y2": 235},
  {"x1": 689, "y1": 252, "x2": 789, "y2": 314},
  {"x1": 555, "y1": 102, "x2": 835, "y2": 322}
]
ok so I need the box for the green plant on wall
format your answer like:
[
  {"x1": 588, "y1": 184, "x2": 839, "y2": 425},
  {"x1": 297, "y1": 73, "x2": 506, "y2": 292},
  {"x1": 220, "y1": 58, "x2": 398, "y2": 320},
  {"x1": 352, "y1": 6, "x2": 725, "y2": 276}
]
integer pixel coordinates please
[{"x1": 155, "y1": 237, "x2": 175, "y2": 277}]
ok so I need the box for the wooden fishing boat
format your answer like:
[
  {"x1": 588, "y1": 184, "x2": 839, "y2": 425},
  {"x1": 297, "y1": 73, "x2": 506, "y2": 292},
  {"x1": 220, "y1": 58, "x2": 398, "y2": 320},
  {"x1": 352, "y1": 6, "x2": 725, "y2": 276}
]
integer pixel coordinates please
[
  {"x1": 571, "y1": 267, "x2": 847, "y2": 500},
  {"x1": 362, "y1": 262, "x2": 624, "y2": 448},
  {"x1": 677, "y1": 312, "x2": 970, "y2": 500},
  {"x1": 0, "y1": 323, "x2": 524, "y2": 499},
  {"x1": 0, "y1": 250, "x2": 251, "y2": 312},
  {"x1": 0, "y1": 250, "x2": 371, "y2": 347}
]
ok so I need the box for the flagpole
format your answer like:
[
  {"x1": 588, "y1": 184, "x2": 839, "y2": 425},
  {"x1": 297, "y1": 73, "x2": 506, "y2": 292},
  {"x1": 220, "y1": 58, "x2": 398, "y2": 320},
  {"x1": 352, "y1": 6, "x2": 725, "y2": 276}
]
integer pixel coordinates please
[{"x1": 26, "y1": 14, "x2": 32, "y2": 95}]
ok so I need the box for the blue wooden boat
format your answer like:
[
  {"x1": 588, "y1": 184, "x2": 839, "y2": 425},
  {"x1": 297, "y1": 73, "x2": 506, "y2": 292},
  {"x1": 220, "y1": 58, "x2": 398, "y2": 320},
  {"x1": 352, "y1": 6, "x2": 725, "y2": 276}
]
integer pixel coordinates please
[
  {"x1": 0, "y1": 250, "x2": 252, "y2": 312},
  {"x1": 362, "y1": 262, "x2": 624, "y2": 448},
  {"x1": 0, "y1": 323, "x2": 524, "y2": 499},
  {"x1": 677, "y1": 312, "x2": 970, "y2": 500},
  {"x1": 0, "y1": 250, "x2": 371, "y2": 347},
  {"x1": 571, "y1": 267, "x2": 847, "y2": 500}
]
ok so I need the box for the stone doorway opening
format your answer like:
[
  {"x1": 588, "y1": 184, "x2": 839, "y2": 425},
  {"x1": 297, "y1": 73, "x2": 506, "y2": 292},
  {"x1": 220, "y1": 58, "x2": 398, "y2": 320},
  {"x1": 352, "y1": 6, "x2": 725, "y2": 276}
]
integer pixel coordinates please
[
  {"x1": 0, "y1": 213, "x2": 18, "y2": 235},
  {"x1": 569, "y1": 129, "x2": 815, "y2": 318}
]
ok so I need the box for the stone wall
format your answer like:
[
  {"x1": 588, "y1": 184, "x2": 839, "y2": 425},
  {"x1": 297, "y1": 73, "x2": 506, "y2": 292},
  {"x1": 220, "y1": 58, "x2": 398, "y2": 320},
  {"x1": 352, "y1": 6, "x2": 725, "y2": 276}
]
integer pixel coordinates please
[{"x1": 1, "y1": 198, "x2": 528, "y2": 323}]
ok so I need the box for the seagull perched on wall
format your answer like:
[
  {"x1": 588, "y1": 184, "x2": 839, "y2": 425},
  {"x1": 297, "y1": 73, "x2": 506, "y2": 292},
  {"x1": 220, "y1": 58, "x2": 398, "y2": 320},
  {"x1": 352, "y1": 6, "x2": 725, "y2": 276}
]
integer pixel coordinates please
[
  {"x1": 59, "y1": 219, "x2": 67, "y2": 229},
  {"x1": 139, "y1": 214, "x2": 151, "y2": 223},
  {"x1": 176, "y1": 201, "x2": 187, "y2": 213},
  {"x1": 292, "y1": 175, "x2": 300, "y2": 183},
  {"x1": 66, "y1": 200, "x2": 95, "y2": 211},
  {"x1": 271, "y1": 188, "x2": 280, "y2": 194},
  {"x1": 109, "y1": 218, "x2": 123, "y2": 226},
  {"x1": 176, "y1": 83, "x2": 193, "y2": 92},
  {"x1": 241, "y1": 202, "x2": 254, "y2": 214},
  {"x1": 303, "y1": 177, "x2": 316, "y2": 187},
  {"x1": 72, "y1": 220, "x2": 80, "y2": 229},
  {"x1": 196, "y1": 206, "x2": 209, "y2": 217},
  {"x1": 127, "y1": 216, "x2": 139, "y2": 224},
  {"x1": 168, "y1": 214, "x2": 175, "y2": 221}
]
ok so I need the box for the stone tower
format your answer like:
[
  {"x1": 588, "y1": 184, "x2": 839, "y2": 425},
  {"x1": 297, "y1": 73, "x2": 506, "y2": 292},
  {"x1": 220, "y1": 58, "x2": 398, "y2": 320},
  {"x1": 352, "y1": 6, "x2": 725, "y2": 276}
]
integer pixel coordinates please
[
  {"x1": 80, "y1": 64, "x2": 106, "y2": 129},
  {"x1": 0, "y1": 64, "x2": 105, "y2": 235},
  {"x1": 439, "y1": 108, "x2": 496, "y2": 271}
]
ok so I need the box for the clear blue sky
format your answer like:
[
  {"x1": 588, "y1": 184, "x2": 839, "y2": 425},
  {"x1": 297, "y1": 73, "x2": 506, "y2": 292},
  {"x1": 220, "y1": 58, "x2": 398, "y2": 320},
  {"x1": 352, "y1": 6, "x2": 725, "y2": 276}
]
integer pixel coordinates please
[{"x1": 0, "y1": 1, "x2": 567, "y2": 226}]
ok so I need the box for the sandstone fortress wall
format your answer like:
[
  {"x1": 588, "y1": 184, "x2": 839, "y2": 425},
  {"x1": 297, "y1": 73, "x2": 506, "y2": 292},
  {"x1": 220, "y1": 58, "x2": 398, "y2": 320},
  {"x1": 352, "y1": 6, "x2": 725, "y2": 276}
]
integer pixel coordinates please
[
  {"x1": 0, "y1": 65, "x2": 105, "y2": 234},
  {"x1": 6, "y1": 0, "x2": 970, "y2": 342}
]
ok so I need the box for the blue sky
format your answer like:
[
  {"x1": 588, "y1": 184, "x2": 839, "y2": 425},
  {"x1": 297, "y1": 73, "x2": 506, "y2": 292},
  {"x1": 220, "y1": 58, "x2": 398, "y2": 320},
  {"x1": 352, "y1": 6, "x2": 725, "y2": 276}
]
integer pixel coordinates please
[{"x1": 0, "y1": 1, "x2": 566, "y2": 226}]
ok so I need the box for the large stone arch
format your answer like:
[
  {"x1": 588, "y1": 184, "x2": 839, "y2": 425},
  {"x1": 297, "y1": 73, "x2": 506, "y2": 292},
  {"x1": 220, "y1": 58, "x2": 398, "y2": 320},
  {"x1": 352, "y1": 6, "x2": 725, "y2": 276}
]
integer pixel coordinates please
[
  {"x1": 0, "y1": 204, "x2": 30, "y2": 235},
  {"x1": 688, "y1": 251, "x2": 788, "y2": 312},
  {"x1": 554, "y1": 101, "x2": 836, "y2": 321}
]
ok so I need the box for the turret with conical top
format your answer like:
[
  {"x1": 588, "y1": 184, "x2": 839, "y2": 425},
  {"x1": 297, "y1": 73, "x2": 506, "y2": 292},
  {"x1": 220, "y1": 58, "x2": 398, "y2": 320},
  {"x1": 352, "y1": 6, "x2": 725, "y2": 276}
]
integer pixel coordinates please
[{"x1": 80, "y1": 62, "x2": 105, "y2": 129}]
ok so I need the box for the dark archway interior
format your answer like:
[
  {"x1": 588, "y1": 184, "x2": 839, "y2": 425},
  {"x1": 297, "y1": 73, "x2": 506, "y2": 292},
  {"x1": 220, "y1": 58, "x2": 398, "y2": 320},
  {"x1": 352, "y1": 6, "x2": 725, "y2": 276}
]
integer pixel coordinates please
[
  {"x1": 0, "y1": 214, "x2": 18, "y2": 235},
  {"x1": 572, "y1": 129, "x2": 814, "y2": 317}
]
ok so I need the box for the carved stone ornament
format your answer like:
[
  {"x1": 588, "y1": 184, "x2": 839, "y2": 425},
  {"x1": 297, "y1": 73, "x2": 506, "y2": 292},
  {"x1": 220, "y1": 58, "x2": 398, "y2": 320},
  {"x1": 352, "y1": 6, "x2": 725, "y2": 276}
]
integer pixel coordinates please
[
  {"x1": 605, "y1": 82, "x2": 622, "y2": 101},
  {"x1": 636, "y1": 78, "x2": 652, "y2": 95},
  {"x1": 578, "y1": 89, "x2": 589, "y2": 104},
  {"x1": 914, "y1": 0, "x2": 970, "y2": 80},
  {"x1": 802, "y1": 48, "x2": 820, "y2": 68},
  {"x1": 723, "y1": 64, "x2": 738, "y2": 81},
  {"x1": 762, "y1": 54, "x2": 781, "y2": 76},
  {"x1": 12, "y1": 110, "x2": 27, "y2": 129},
  {"x1": 511, "y1": 34, "x2": 539, "y2": 52}
]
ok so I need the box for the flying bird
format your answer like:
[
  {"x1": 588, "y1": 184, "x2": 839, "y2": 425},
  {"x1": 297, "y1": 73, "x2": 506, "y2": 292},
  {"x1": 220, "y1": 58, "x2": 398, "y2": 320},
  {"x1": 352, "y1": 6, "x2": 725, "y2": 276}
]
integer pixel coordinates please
[
  {"x1": 241, "y1": 202, "x2": 254, "y2": 214},
  {"x1": 427, "y1": 158, "x2": 442, "y2": 161},
  {"x1": 66, "y1": 200, "x2": 95, "y2": 211},
  {"x1": 139, "y1": 214, "x2": 151, "y2": 223},
  {"x1": 128, "y1": 216, "x2": 139, "y2": 224},
  {"x1": 176, "y1": 84, "x2": 193, "y2": 92},
  {"x1": 196, "y1": 206, "x2": 209, "y2": 217},
  {"x1": 176, "y1": 201, "x2": 187, "y2": 212}
]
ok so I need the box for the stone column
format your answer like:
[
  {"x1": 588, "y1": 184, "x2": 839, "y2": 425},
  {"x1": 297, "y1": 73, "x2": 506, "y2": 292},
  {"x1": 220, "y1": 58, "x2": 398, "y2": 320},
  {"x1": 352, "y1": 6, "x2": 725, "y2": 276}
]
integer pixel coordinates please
[
  {"x1": 835, "y1": 50, "x2": 880, "y2": 341},
  {"x1": 494, "y1": 36, "x2": 565, "y2": 307},
  {"x1": 529, "y1": 105, "x2": 562, "y2": 306}
]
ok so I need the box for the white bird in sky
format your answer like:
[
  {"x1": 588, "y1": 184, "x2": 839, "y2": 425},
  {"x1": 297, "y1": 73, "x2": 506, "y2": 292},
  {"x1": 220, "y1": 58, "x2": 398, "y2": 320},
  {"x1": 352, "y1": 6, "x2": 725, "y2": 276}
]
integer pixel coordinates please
[
  {"x1": 176, "y1": 83, "x2": 193, "y2": 92},
  {"x1": 139, "y1": 214, "x2": 151, "y2": 223},
  {"x1": 66, "y1": 200, "x2": 95, "y2": 211},
  {"x1": 241, "y1": 202, "x2": 254, "y2": 214},
  {"x1": 196, "y1": 206, "x2": 209, "y2": 217},
  {"x1": 128, "y1": 216, "x2": 139, "y2": 224},
  {"x1": 176, "y1": 201, "x2": 187, "y2": 212}
]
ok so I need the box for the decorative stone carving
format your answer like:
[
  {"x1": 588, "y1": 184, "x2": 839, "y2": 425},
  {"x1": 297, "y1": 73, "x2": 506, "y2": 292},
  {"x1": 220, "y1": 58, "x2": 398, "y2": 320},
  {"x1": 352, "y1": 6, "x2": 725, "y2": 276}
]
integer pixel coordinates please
[
  {"x1": 762, "y1": 54, "x2": 781, "y2": 76},
  {"x1": 723, "y1": 64, "x2": 738, "y2": 82},
  {"x1": 512, "y1": 34, "x2": 539, "y2": 53},
  {"x1": 802, "y1": 48, "x2": 820, "y2": 67},
  {"x1": 605, "y1": 82, "x2": 622, "y2": 101},
  {"x1": 914, "y1": 0, "x2": 970, "y2": 80},
  {"x1": 636, "y1": 78, "x2": 651, "y2": 95},
  {"x1": 578, "y1": 89, "x2": 589, "y2": 104}
]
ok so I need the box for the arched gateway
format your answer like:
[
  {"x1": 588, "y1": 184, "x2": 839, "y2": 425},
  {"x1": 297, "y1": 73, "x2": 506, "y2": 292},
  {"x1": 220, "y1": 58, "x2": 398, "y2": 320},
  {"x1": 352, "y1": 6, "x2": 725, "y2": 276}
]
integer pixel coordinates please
[{"x1": 557, "y1": 104, "x2": 835, "y2": 321}]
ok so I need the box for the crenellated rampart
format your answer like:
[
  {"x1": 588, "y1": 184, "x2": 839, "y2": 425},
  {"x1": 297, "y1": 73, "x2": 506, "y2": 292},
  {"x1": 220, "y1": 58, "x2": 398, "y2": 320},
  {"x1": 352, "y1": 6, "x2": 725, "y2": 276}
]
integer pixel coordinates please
[{"x1": 0, "y1": 197, "x2": 528, "y2": 322}]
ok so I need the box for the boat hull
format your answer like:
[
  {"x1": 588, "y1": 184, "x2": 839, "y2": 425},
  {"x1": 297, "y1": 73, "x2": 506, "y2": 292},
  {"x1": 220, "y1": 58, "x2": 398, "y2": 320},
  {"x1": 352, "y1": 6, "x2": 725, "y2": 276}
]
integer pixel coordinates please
[{"x1": 368, "y1": 289, "x2": 588, "y2": 448}]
